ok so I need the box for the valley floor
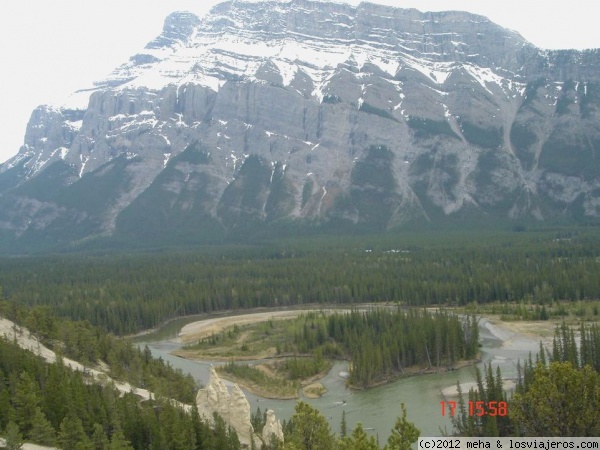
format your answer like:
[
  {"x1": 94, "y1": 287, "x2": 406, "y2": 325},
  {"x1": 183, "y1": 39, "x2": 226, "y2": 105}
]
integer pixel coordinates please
[
  {"x1": 172, "y1": 307, "x2": 481, "y2": 397},
  {"x1": 171, "y1": 306, "x2": 583, "y2": 400},
  {"x1": 175, "y1": 308, "x2": 342, "y2": 398}
]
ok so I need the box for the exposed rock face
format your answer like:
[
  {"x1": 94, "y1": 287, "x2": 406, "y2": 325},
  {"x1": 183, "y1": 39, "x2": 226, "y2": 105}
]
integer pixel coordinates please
[
  {"x1": 1, "y1": 0, "x2": 600, "y2": 251},
  {"x1": 196, "y1": 366, "x2": 268, "y2": 447},
  {"x1": 229, "y1": 384, "x2": 255, "y2": 446},
  {"x1": 197, "y1": 366, "x2": 232, "y2": 423},
  {"x1": 262, "y1": 409, "x2": 284, "y2": 447}
]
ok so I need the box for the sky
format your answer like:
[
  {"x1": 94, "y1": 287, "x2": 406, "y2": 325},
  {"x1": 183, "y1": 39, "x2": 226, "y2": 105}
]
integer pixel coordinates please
[{"x1": 1, "y1": 0, "x2": 599, "y2": 164}]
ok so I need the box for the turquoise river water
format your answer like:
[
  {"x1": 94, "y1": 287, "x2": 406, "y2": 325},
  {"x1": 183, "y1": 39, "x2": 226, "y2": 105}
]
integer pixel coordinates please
[{"x1": 132, "y1": 310, "x2": 543, "y2": 441}]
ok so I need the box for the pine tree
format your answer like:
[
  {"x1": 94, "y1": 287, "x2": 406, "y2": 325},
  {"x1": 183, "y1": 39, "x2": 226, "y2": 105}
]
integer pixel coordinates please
[
  {"x1": 91, "y1": 423, "x2": 110, "y2": 450},
  {"x1": 0, "y1": 387, "x2": 15, "y2": 433},
  {"x1": 108, "y1": 428, "x2": 134, "y2": 450},
  {"x1": 43, "y1": 359, "x2": 69, "y2": 430},
  {"x1": 13, "y1": 371, "x2": 40, "y2": 436},
  {"x1": 538, "y1": 341, "x2": 547, "y2": 366},
  {"x1": 385, "y1": 403, "x2": 420, "y2": 450},
  {"x1": 213, "y1": 413, "x2": 239, "y2": 450},
  {"x1": 29, "y1": 406, "x2": 56, "y2": 447},
  {"x1": 58, "y1": 412, "x2": 92, "y2": 450},
  {"x1": 251, "y1": 406, "x2": 263, "y2": 430},
  {"x1": 190, "y1": 404, "x2": 212, "y2": 449},
  {"x1": 339, "y1": 423, "x2": 379, "y2": 450},
  {"x1": 340, "y1": 410, "x2": 347, "y2": 438},
  {"x1": 511, "y1": 362, "x2": 600, "y2": 436},
  {"x1": 287, "y1": 401, "x2": 335, "y2": 450},
  {"x1": 4, "y1": 421, "x2": 23, "y2": 450},
  {"x1": 539, "y1": 305, "x2": 549, "y2": 321}
]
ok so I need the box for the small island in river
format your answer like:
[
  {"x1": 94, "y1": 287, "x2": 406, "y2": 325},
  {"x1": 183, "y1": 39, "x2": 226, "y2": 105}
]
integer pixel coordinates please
[{"x1": 173, "y1": 308, "x2": 481, "y2": 398}]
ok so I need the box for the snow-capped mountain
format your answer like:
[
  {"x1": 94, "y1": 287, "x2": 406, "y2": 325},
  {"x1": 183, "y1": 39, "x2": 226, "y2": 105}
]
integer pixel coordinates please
[{"x1": 1, "y1": 0, "x2": 599, "y2": 251}]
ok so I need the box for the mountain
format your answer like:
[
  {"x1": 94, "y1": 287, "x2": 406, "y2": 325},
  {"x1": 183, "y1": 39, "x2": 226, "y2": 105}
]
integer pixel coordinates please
[{"x1": 1, "y1": 0, "x2": 600, "y2": 251}]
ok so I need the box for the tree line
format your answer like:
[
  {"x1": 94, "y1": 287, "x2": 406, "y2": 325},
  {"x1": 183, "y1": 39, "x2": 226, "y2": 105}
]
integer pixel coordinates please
[
  {"x1": 285, "y1": 310, "x2": 479, "y2": 388},
  {"x1": 450, "y1": 321, "x2": 600, "y2": 437},
  {"x1": 0, "y1": 230, "x2": 599, "y2": 335},
  {"x1": 281, "y1": 400, "x2": 419, "y2": 450}
]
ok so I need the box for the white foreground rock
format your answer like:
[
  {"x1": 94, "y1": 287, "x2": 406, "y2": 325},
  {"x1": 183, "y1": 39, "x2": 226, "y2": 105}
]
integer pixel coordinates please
[
  {"x1": 196, "y1": 365, "x2": 284, "y2": 448},
  {"x1": 262, "y1": 409, "x2": 284, "y2": 447}
]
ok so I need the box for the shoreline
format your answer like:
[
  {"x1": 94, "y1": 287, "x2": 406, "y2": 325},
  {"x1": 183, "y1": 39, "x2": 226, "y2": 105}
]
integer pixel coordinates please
[
  {"x1": 137, "y1": 307, "x2": 565, "y2": 400},
  {"x1": 126, "y1": 304, "x2": 350, "y2": 341},
  {"x1": 437, "y1": 316, "x2": 560, "y2": 398},
  {"x1": 177, "y1": 310, "x2": 308, "y2": 344},
  {"x1": 171, "y1": 308, "x2": 488, "y2": 397},
  {"x1": 346, "y1": 356, "x2": 481, "y2": 390},
  {"x1": 176, "y1": 344, "x2": 483, "y2": 398},
  {"x1": 483, "y1": 315, "x2": 557, "y2": 351},
  {"x1": 176, "y1": 307, "x2": 366, "y2": 344}
]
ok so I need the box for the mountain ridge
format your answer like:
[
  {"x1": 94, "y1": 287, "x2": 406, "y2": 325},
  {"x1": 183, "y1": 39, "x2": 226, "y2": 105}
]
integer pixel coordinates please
[{"x1": 1, "y1": 0, "x2": 599, "y2": 252}]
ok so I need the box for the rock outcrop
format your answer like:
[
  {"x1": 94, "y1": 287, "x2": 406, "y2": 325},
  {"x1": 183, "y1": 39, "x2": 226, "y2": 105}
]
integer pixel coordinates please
[
  {"x1": 229, "y1": 384, "x2": 254, "y2": 445},
  {"x1": 262, "y1": 409, "x2": 284, "y2": 447},
  {"x1": 196, "y1": 366, "x2": 282, "y2": 447}
]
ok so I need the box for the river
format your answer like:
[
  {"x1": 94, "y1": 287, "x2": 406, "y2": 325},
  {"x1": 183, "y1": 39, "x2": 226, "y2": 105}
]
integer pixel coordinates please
[{"x1": 131, "y1": 311, "x2": 545, "y2": 441}]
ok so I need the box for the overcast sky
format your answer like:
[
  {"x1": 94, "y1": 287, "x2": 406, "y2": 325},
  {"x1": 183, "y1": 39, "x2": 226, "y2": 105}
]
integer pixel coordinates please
[{"x1": 1, "y1": 0, "x2": 599, "y2": 163}]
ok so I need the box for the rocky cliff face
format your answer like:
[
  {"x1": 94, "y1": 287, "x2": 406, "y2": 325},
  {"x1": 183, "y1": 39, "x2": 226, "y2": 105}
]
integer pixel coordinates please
[
  {"x1": 1, "y1": 0, "x2": 599, "y2": 251},
  {"x1": 196, "y1": 366, "x2": 280, "y2": 447}
]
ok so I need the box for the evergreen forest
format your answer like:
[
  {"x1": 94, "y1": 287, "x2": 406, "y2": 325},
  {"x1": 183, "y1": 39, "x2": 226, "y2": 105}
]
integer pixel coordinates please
[
  {"x1": 0, "y1": 329, "x2": 240, "y2": 450},
  {"x1": 0, "y1": 230, "x2": 599, "y2": 335},
  {"x1": 1, "y1": 229, "x2": 600, "y2": 448},
  {"x1": 212, "y1": 309, "x2": 479, "y2": 389},
  {"x1": 275, "y1": 309, "x2": 478, "y2": 388}
]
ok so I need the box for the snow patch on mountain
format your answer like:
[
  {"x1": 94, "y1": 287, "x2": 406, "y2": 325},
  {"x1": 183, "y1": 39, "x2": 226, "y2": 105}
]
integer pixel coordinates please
[
  {"x1": 90, "y1": 3, "x2": 502, "y2": 102},
  {"x1": 402, "y1": 56, "x2": 453, "y2": 85}
]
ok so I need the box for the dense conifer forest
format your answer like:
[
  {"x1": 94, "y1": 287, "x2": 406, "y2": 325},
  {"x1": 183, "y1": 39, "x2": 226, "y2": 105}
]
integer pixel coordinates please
[
  {"x1": 0, "y1": 334, "x2": 240, "y2": 449},
  {"x1": 0, "y1": 301, "x2": 197, "y2": 404},
  {"x1": 278, "y1": 309, "x2": 479, "y2": 387},
  {"x1": 1, "y1": 228, "x2": 600, "y2": 447},
  {"x1": 0, "y1": 229, "x2": 599, "y2": 335}
]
